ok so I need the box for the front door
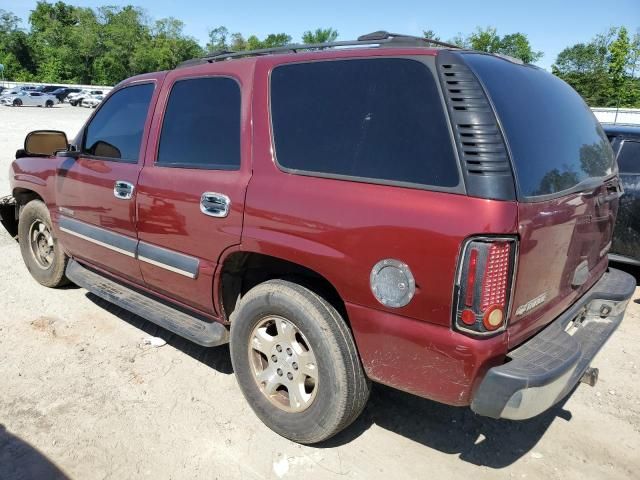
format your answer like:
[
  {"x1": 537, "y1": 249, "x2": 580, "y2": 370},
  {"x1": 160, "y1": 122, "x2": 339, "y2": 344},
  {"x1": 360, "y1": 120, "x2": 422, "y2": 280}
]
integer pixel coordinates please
[
  {"x1": 136, "y1": 71, "x2": 251, "y2": 314},
  {"x1": 54, "y1": 80, "x2": 159, "y2": 283}
]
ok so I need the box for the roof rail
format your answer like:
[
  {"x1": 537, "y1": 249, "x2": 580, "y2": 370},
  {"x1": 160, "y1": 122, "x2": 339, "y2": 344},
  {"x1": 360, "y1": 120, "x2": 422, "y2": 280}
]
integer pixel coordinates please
[{"x1": 177, "y1": 31, "x2": 460, "y2": 68}]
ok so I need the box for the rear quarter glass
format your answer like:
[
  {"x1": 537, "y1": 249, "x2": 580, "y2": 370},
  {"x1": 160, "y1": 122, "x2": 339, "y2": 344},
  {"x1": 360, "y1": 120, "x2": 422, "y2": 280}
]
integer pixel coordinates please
[
  {"x1": 269, "y1": 57, "x2": 461, "y2": 191},
  {"x1": 464, "y1": 53, "x2": 615, "y2": 200}
]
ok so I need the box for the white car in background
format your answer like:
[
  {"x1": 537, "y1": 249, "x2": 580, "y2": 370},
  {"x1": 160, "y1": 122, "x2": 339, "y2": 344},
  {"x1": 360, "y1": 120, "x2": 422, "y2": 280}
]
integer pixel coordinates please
[
  {"x1": 69, "y1": 89, "x2": 104, "y2": 106},
  {"x1": 1, "y1": 91, "x2": 57, "y2": 107},
  {"x1": 81, "y1": 94, "x2": 104, "y2": 108}
]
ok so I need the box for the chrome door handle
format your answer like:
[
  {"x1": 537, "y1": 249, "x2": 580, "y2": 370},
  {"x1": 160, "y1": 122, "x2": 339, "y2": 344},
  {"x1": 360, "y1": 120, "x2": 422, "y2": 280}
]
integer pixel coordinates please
[
  {"x1": 114, "y1": 181, "x2": 134, "y2": 200},
  {"x1": 200, "y1": 192, "x2": 230, "y2": 218}
]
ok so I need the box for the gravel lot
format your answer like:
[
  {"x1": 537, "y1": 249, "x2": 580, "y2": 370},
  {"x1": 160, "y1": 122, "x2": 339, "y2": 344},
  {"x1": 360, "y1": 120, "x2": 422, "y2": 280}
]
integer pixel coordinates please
[{"x1": 1, "y1": 105, "x2": 639, "y2": 479}]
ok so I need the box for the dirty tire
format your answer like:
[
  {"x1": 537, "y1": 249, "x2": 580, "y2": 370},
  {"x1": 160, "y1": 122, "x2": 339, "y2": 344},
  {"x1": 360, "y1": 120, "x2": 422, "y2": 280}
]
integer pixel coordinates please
[
  {"x1": 13, "y1": 98, "x2": 22, "y2": 107},
  {"x1": 45, "y1": 100, "x2": 54, "y2": 107},
  {"x1": 18, "y1": 200, "x2": 69, "y2": 288},
  {"x1": 230, "y1": 279, "x2": 370, "y2": 444}
]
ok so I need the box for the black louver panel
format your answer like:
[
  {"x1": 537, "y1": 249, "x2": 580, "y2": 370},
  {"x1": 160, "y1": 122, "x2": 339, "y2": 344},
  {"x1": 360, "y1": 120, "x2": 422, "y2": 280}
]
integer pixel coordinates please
[{"x1": 437, "y1": 52, "x2": 516, "y2": 200}]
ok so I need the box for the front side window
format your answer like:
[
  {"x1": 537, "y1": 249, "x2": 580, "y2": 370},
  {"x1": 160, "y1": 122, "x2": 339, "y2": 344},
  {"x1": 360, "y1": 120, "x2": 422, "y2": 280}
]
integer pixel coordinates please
[
  {"x1": 83, "y1": 83, "x2": 154, "y2": 161},
  {"x1": 617, "y1": 141, "x2": 640, "y2": 174},
  {"x1": 157, "y1": 77, "x2": 241, "y2": 170},
  {"x1": 270, "y1": 58, "x2": 459, "y2": 188}
]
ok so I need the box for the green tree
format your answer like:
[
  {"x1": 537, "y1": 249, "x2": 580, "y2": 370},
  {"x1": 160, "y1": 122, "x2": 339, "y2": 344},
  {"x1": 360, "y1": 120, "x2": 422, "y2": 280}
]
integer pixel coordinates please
[
  {"x1": 302, "y1": 28, "x2": 338, "y2": 44},
  {"x1": 0, "y1": 9, "x2": 36, "y2": 80},
  {"x1": 468, "y1": 27, "x2": 502, "y2": 53},
  {"x1": 553, "y1": 27, "x2": 640, "y2": 107},
  {"x1": 609, "y1": 26, "x2": 632, "y2": 105},
  {"x1": 207, "y1": 26, "x2": 230, "y2": 52},
  {"x1": 499, "y1": 33, "x2": 543, "y2": 64}
]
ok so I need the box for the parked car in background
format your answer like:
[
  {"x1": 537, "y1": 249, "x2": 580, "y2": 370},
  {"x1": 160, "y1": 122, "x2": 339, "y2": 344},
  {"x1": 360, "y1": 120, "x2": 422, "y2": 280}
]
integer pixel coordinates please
[
  {"x1": 81, "y1": 94, "x2": 104, "y2": 108},
  {"x1": 603, "y1": 124, "x2": 640, "y2": 265},
  {"x1": 69, "y1": 89, "x2": 104, "y2": 106},
  {"x1": 1, "y1": 91, "x2": 57, "y2": 107},
  {"x1": 36, "y1": 85, "x2": 63, "y2": 93},
  {"x1": 51, "y1": 87, "x2": 81, "y2": 103},
  {"x1": 0, "y1": 31, "x2": 634, "y2": 444},
  {"x1": 17, "y1": 85, "x2": 38, "y2": 91}
]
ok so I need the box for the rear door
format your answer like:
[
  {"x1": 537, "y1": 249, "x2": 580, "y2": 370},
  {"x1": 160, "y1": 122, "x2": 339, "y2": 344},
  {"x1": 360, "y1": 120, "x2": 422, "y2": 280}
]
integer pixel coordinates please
[
  {"x1": 136, "y1": 65, "x2": 252, "y2": 314},
  {"x1": 611, "y1": 139, "x2": 640, "y2": 261},
  {"x1": 462, "y1": 53, "x2": 619, "y2": 347},
  {"x1": 54, "y1": 79, "x2": 160, "y2": 283}
]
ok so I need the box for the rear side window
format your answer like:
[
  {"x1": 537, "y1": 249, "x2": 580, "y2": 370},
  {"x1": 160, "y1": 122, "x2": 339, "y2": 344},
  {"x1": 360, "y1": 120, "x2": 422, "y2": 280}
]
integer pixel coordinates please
[
  {"x1": 83, "y1": 83, "x2": 154, "y2": 161},
  {"x1": 270, "y1": 58, "x2": 459, "y2": 188},
  {"x1": 617, "y1": 141, "x2": 640, "y2": 174},
  {"x1": 464, "y1": 54, "x2": 614, "y2": 198},
  {"x1": 157, "y1": 77, "x2": 241, "y2": 170}
]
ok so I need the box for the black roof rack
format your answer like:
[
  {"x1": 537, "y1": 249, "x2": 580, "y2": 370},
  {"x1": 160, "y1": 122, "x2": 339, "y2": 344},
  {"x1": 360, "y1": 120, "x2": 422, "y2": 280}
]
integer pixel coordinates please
[{"x1": 177, "y1": 31, "x2": 461, "y2": 68}]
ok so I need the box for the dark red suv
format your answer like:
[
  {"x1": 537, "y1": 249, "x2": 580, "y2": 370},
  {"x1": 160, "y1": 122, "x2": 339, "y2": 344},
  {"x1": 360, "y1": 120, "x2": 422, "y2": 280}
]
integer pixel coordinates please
[{"x1": 1, "y1": 32, "x2": 635, "y2": 444}]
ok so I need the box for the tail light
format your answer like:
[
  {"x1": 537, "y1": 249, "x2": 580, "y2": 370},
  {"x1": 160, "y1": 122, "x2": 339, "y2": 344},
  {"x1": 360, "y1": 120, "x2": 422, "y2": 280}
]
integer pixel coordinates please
[{"x1": 453, "y1": 237, "x2": 517, "y2": 336}]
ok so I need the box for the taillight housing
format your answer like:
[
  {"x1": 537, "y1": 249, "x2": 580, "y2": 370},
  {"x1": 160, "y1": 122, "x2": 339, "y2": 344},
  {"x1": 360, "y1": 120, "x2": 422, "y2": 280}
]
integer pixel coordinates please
[{"x1": 453, "y1": 236, "x2": 517, "y2": 336}]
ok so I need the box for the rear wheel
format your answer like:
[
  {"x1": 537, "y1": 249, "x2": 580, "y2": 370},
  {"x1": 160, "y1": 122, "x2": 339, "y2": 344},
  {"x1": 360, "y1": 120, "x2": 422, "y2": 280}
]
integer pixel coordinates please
[
  {"x1": 13, "y1": 99, "x2": 22, "y2": 107},
  {"x1": 18, "y1": 200, "x2": 69, "y2": 288},
  {"x1": 230, "y1": 279, "x2": 370, "y2": 444},
  {"x1": 45, "y1": 100, "x2": 54, "y2": 108}
]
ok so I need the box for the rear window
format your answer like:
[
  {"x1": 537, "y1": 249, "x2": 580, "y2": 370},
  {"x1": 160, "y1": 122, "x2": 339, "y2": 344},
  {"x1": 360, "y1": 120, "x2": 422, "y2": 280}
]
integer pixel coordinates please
[
  {"x1": 464, "y1": 54, "x2": 615, "y2": 198},
  {"x1": 270, "y1": 58, "x2": 459, "y2": 188}
]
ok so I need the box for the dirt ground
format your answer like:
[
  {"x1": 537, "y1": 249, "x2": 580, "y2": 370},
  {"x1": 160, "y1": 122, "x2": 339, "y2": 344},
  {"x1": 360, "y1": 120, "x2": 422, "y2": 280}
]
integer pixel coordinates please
[{"x1": 1, "y1": 105, "x2": 639, "y2": 479}]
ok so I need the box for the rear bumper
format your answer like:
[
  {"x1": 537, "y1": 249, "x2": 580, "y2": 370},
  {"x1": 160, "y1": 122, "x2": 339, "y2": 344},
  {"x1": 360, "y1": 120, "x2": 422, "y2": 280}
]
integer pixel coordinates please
[{"x1": 471, "y1": 268, "x2": 635, "y2": 420}]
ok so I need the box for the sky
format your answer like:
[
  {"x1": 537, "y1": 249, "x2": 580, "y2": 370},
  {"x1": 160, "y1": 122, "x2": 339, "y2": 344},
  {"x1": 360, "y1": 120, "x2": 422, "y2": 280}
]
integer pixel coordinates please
[{"x1": 3, "y1": 0, "x2": 640, "y2": 70}]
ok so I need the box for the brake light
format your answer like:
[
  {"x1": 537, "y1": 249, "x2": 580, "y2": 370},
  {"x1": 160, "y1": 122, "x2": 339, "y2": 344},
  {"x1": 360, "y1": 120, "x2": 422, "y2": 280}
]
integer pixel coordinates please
[{"x1": 454, "y1": 237, "x2": 516, "y2": 335}]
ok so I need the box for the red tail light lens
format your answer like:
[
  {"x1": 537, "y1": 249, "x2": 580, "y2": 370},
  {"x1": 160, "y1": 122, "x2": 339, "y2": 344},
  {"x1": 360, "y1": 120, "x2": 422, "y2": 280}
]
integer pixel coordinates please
[{"x1": 453, "y1": 237, "x2": 516, "y2": 336}]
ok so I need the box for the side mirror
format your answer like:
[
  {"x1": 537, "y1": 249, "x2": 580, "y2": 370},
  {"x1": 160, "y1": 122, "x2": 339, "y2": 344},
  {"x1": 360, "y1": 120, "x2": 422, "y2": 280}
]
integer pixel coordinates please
[{"x1": 23, "y1": 130, "x2": 68, "y2": 157}]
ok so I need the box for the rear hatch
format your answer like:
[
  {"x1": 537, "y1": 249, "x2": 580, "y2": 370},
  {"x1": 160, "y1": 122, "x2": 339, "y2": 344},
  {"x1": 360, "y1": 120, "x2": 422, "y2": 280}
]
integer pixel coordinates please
[{"x1": 464, "y1": 53, "x2": 619, "y2": 348}]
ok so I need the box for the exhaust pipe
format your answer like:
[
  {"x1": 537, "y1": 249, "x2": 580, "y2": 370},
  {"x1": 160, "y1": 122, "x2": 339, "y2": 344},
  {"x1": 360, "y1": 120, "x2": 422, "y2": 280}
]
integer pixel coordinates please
[{"x1": 580, "y1": 367, "x2": 599, "y2": 387}]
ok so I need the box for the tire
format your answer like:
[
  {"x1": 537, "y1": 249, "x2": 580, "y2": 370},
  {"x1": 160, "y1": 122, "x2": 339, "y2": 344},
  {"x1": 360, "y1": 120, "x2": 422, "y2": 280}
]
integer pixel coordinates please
[
  {"x1": 13, "y1": 99, "x2": 22, "y2": 107},
  {"x1": 18, "y1": 200, "x2": 69, "y2": 288},
  {"x1": 230, "y1": 279, "x2": 370, "y2": 444},
  {"x1": 45, "y1": 100, "x2": 53, "y2": 108}
]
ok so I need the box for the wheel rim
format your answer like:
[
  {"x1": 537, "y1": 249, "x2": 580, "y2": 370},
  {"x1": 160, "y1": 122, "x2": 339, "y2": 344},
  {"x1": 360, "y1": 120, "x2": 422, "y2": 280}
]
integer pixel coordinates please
[
  {"x1": 249, "y1": 316, "x2": 318, "y2": 413},
  {"x1": 28, "y1": 220, "x2": 55, "y2": 269}
]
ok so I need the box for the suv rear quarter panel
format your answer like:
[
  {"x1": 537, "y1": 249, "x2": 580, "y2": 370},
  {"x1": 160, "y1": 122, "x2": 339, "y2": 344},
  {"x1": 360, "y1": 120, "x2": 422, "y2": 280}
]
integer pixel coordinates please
[{"x1": 240, "y1": 52, "x2": 521, "y2": 403}]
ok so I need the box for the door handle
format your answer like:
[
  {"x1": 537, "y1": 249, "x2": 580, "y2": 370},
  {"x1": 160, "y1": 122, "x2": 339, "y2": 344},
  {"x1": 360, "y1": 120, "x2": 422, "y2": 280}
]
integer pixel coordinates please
[
  {"x1": 200, "y1": 192, "x2": 231, "y2": 218},
  {"x1": 113, "y1": 181, "x2": 134, "y2": 200}
]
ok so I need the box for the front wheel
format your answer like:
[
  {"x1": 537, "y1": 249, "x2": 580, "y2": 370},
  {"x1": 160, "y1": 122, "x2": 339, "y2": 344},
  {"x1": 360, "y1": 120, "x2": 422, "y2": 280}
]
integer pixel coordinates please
[
  {"x1": 18, "y1": 200, "x2": 69, "y2": 288},
  {"x1": 230, "y1": 280, "x2": 370, "y2": 444},
  {"x1": 13, "y1": 99, "x2": 22, "y2": 107},
  {"x1": 45, "y1": 100, "x2": 54, "y2": 108}
]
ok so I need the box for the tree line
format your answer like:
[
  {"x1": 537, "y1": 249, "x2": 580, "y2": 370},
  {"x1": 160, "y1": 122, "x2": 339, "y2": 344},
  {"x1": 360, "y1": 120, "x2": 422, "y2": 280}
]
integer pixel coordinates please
[{"x1": 0, "y1": 1, "x2": 639, "y2": 107}]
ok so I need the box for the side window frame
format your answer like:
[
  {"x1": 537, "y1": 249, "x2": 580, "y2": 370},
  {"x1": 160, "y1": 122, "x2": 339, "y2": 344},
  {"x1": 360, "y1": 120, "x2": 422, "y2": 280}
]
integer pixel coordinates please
[
  {"x1": 80, "y1": 81, "x2": 156, "y2": 164},
  {"x1": 267, "y1": 55, "x2": 464, "y2": 194},
  {"x1": 154, "y1": 75, "x2": 242, "y2": 171},
  {"x1": 617, "y1": 139, "x2": 640, "y2": 175}
]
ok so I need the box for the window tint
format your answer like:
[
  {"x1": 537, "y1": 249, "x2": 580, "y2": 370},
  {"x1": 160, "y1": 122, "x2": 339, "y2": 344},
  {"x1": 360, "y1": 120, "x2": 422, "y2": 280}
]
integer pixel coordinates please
[
  {"x1": 464, "y1": 54, "x2": 615, "y2": 198},
  {"x1": 270, "y1": 58, "x2": 459, "y2": 188},
  {"x1": 618, "y1": 141, "x2": 640, "y2": 173},
  {"x1": 157, "y1": 77, "x2": 241, "y2": 169},
  {"x1": 83, "y1": 83, "x2": 154, "y2": 161}
]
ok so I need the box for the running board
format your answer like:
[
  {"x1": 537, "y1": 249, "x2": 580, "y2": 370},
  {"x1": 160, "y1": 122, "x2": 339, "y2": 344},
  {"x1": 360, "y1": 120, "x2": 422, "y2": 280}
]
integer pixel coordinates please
[{"x1": 66, "y1": 259, "x2": 229, "y2": 347}]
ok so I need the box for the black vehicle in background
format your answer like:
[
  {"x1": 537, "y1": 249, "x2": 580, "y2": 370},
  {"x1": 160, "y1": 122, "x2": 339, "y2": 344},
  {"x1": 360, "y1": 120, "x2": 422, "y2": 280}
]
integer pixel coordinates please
[
  {"x1": 36, "y1": 85, "x2": 63, "y2": 93},
  {"x1": 50, "y1": 87, "x2": 81, "y2": 103},
  {"x1": 603, "y1": 124, "x2": 640, "y2": 265}
]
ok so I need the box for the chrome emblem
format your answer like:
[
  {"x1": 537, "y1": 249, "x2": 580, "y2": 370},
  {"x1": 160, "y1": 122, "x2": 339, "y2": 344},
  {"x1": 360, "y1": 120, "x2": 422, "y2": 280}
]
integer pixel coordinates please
[{"x1": 515, "y1": 292, "x2": 548, "y2": 316}]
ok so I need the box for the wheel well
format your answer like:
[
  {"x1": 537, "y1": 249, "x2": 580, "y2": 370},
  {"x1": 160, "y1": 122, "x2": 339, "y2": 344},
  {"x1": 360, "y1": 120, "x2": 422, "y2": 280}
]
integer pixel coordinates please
[
  {"x1": 13, "y1": 188, "x2": 43, "y2": 206},
  {"x1": 220, "y1": 252, "x2": 348, "y2": 324},
  {"x1": 1, "y1": 189, "x2": 43, "y2": 239}
]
